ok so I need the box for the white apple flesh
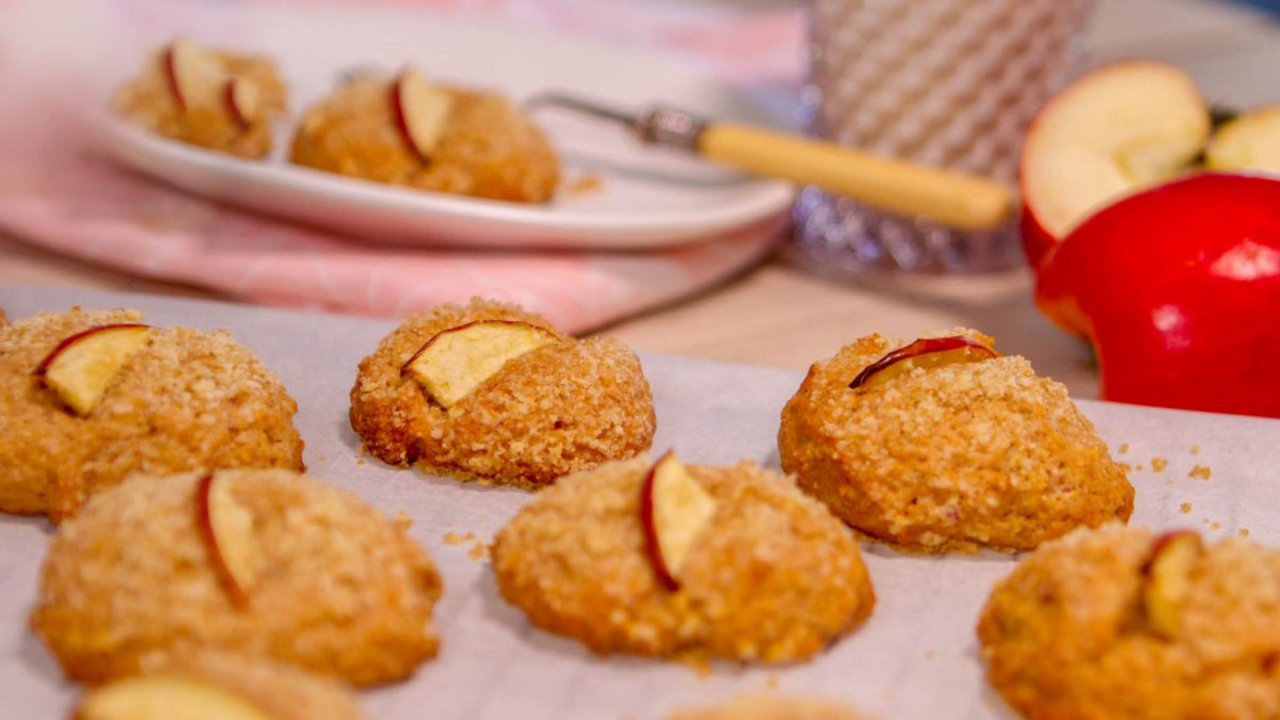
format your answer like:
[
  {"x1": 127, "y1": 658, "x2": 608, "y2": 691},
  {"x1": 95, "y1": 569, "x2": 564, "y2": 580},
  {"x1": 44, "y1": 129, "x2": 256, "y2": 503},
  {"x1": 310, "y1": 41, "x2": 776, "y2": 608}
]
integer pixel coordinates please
[
  {"x1": 640, "y1": 452, "x2": 717, "y2": 591},
  {"x1": 162, "y1": 39, "x2": 225, "y2": 114},
  {"x1": 35, "y1": 323, "x2": 152, "y2": 416},
  {"x1": 1142, "y1": 531, "x2": 1202, "y2": 638},
  {"x1": 1020, "y1": 61, "x2": 1210, "y2": 265},
  {"x1": 75, "y1": 674, "x2": 274, "y2": 720},
  {"x1": 402, "y1": 320, "x2": 558, "y2": 408},
  {"x1": 1206, "y1": 107, "x2": 1280, "y2": 173},
  {"x1": 391, "y1": 69, "x2": 454, "y2": 161}
]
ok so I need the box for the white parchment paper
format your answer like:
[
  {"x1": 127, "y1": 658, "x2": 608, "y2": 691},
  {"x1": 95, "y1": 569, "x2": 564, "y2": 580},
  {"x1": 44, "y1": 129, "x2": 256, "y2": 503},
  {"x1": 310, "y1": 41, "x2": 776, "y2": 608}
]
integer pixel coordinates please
[{"x1": 2, "y1": 286, "x2": 1277, "y2": 720}]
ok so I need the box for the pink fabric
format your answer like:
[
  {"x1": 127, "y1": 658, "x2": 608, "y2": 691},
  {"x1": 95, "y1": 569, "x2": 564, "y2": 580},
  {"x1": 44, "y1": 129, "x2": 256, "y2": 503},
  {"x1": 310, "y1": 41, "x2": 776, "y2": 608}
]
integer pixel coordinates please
[{"x1": 0, "y1": 0, "x2": 804, "y2": 332}]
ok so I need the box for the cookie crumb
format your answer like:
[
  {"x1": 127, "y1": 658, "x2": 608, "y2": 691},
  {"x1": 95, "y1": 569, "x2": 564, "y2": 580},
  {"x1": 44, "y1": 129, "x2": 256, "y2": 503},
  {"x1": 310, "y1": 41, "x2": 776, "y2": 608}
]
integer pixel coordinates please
[
  {"x1": 924, "y1": 650, "x2": 936, "y2": 660},
  {"x1": 1118, "y1": 443, "x2": 1130, "y2": 455},
  {"x1": 443, "y1": 531, "x2": 475, "y2": 546},
  {"x1": 468, "y1": 541, "x2": 489, "y2": 561},
  {"x1": 1150, "y1": 457, "x2": 1168, "y2": 473},
  {"x1": 1135, "y1": 464, "x2": 1145, "y2": 472},
  {"x1": 1211, "y1": 521, "x2": 1222, "y2": 531},
  {"x1": 1119, "y1": 462, "x2": 1133, "y2": 474},
  {"x1": 1190, "y1": 444, "x2": 1201, "y2": 455},
  {"x1": 1179, "y1": 502, "x2": 1192, "y2": 514},
  {"x1": 1239, "y1": 528, "x2": 1251, "y2": 538},
  {"x1": 1189, "y1": 465, "x2": 1212, "y2": 480},
  {"x1": 565, "y1": 172, "x2": 604, "y2": 196}
]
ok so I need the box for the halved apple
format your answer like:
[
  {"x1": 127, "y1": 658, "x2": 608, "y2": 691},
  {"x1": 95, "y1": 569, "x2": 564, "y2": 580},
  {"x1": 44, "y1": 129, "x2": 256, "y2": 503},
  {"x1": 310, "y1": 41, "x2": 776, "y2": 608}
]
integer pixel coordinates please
[
  {"x1": 223, "y1": 77, "x2": 261, "y2": 130},
  {"x1": 849, "y1": 335, "x2": 997, "y2": 390},
  {"x1": 390, "y1": 69, "x2": 454, "y2": 161},
  {"x1": 162, "y1": 39, "x2": 225, "y2": 113},
  {"x1": 75, "y1": 674, "x2": 273, "y2": 720},
  {"x1": 1206, "y1": 107, "x2": 1280, "y2": 173},
  {"x1": 1141, "y1": 530, "x2": 1202, "y2": 638},
  {"x1": 1020, "y1": 62, "x2": 1210, "y2": 268},
  {"x1": 196, "y1": 473, "x2": 261, "y2": 608},
  {"x1": 640, "y1": 452, "x2": 717, "y2": 591},
  {"x1": 34, "y1": 323, "x2": 152, "y2": 415},
  {"x1": 402, "y1": 320, "x2": 558, "y2": 408}
]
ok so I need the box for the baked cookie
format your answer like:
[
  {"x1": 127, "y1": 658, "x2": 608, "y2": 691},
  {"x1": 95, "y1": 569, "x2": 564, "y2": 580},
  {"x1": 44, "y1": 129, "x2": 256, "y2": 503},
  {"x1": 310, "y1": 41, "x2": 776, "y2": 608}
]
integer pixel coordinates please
[
  {"x1": 114, "y1": 39, "x2": 286, "y2": 158},
  {"x1": 31, "y1": 469, "x2": 442, "y2": 686},
  {"x1": 290, "y1": 69, "x2": 559, "y2": 203},
  {"x1": 778, "y1": 329, "x2": 1133, "y2": 553},
  {"x1": 667, "y1": 696, "x2": 868, "y2": 720},
  {"x1": 491, "y1": 454, "x2": 875, "y2": 663},
  {"x1": 72, "y1": 649, "x2": 366, "y2": 720},
  {"x1": 978, "y1": 524, "x2": 1280, "y2": 720},
  {"x1": 0, "y1": 307, "x2": 304, "y2": 520},
  {"x1": 350, "y1": 299, "x2": 654, "y2": 489}
]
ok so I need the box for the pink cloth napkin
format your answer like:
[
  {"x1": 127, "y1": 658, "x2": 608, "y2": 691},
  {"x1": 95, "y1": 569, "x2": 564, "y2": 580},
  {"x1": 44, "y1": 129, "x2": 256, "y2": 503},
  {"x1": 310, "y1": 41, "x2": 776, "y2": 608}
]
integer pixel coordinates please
[{"x1": 0, "y1": 0, "x2": 804, "y2": 332}]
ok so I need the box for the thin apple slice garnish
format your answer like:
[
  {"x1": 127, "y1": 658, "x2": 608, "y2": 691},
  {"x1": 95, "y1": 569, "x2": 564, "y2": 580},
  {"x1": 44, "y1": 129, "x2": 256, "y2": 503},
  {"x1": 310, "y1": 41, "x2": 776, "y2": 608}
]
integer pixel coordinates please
[
  {"x1": 75, "y1": 674, "x2": 273, "y2": 720},
  {"x1": 402, "y1": 320, "x2": 558, "y2": 408},
  {"x1": 162, "y1": 39, "x2": 226, "y2": 114},
  {"x1": 1141, "y1": 530, "x2": 1203, "y2": 638},
  {"x1": 34, "y1": 323, "x2": 152, "y2": 416},
  {"x1": 390, "y1": 68, "x2": 454, "y2": 161},
  {"x1": 1206, "y1": 107, "x2": 1280, "y2": 173},
  {"x1": 223, "y1": 76, "x2": 261, "y2": 130},
  {"x1": 848, "y1": 335, "x2": 997, "y2": 390},
  {"x1": 640, "y1": 452, "x2": 717, "y2": 591},
  {"x1": 196, "y1": 473, "x2": 262, "y2": 609}
]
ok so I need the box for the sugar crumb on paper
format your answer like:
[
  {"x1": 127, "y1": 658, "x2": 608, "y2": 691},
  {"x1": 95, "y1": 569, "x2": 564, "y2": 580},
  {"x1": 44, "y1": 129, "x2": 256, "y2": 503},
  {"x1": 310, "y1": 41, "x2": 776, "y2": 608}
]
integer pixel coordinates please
[
  {"x1": 1189, "y1": 465, "x2": 1212, "y2": 480},
  {"x1": 1150, "y1": 457, "x2": 1168, "y2": 473},
  {"x1": 1179, "y1": 502, "x2": 1192, "y2": 514}
]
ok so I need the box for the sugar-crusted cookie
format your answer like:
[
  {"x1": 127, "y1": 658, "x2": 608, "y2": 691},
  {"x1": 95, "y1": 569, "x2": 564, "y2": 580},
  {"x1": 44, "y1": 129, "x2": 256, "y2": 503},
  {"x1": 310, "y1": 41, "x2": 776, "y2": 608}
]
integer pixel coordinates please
[{"x1": 778, "y1": 329, "x2": 1132, "y2": 553}]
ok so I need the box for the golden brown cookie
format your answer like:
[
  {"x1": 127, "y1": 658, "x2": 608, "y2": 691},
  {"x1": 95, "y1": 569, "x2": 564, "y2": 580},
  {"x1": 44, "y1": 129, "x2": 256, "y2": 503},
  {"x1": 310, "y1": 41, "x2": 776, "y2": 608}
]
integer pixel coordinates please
[
  {"x1": 491, "y1": 454, "x2": 875, "y2": 663},
  {"x1": 666, "y1": 696, "x2": 869, "y2": 720},
  {"x1": 31, "y1": 469, "x2": 442, "y2": 686},
  {"x1": 978, "y1": 524, "x2": 1280, "y2": 720},
  {"x1": 72, "y1": 649, "x2": 366, "y2": 720},
  {"x1": 350, "y1": 299, "x2": 654, "y2": 489},
  {"x1": 290, "y1": 71, "x2": 559, "y2": 203},
  {"x1": 778, "y1": 329, "x2": 1132, "y2": 553},
  {"x1": 0, "y1": 307, "x2": 304, "y2": 520},
  {"x1": 114, "y1": 39, "x2": 286, "y2": 158}
]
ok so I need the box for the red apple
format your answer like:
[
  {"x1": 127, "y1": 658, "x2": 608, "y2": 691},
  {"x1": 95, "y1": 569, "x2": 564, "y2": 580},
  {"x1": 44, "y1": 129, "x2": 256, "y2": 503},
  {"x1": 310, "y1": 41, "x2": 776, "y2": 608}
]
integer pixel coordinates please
[
  {"x1": 390, "y1": 69, "x2": 453, "y2": 161},
  {"x1": 35, "y1": 323, "x2": 152, "y2": 415},
  {"x1": 196, "y1": 473, "x2": 261, "y2": 608},
  {"x1": 223, "y1": 77, "x2": 260, "y2": 130},
  {"x1": 848, "y1": 335, "x2": 997, "y2": 390},
  {"x1": 161, "y1": 40, "x2": 224, "y2": 114},
  {"x1": 1019, "y1": 62, "x2": 1210, "y2": 269},
  {"x1": 402, "y1": 320, "x2": 558, "y2": 408},
  {"x1": 1036, "y1": 173, "x2": 1280, "y2": 417},
  {"x1": 639, "y1": 452, "x2": 716, "y2": 591}
]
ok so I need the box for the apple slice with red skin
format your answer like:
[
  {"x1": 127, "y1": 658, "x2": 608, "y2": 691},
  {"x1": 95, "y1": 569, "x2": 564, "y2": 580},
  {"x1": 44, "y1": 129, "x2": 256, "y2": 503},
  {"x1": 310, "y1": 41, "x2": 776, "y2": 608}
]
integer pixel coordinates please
[
  {"x1": 162, "y1": 40, "x2": 224, "y2": 114},
  {"x1": 223, "y1": 77, "x2": 261, "y2": 130},
  {"x1": 1036, "y1": 173, "x2": 1280, "y2": 417},
  {"x1": 196, "y1": 473, "x2": 262, "y2": 609},
  {"x1": 34, "y1": 323, "x2": 152, "y2": 416},
  {"x1": 849, "y1": 335, "x2": 997, "y2": 390},
  {"x1": 1140, "y1": 531, "x2": 1203, "y2": 638},
  {"x1": 640, "y1": 452, "x2": 717, "y2": 591},
  {"x1": 390, "y1": 69, "x2": 454, "y2": 162},
  {"x1": 75, "y1": 674, "x2": 273, "y2": 720},
  {"x1": 402, "y1": 319, "x2": 558, "y2": 408},
  {"x1": 1019, "y1": 61, "x2": 1210, "y2": 270}
]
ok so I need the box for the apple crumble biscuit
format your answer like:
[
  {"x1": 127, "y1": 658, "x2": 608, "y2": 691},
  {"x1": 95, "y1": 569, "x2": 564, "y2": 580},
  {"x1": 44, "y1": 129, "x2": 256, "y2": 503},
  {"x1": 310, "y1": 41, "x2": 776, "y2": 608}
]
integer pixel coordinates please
[
  {"x1": 667, "y1": 696, "x2": 869, "y2": 720},
  {"x1": 73, "y1": 649, "x2": 367, "y2": 720},
  {"x1": 290, "y1": 72, "x2": 559, "y2": 203},
  {"x1": 978, "y1": 524, "x2": 1280, "y2": 720},
  {"x1": 32, "y1": 469, "x2": 442, "y2": 686},
  {"x1": 349, "y1": 299, "x2": 655, "y2": 490},
  {"x1": 778, "y1": 329, "x2": 1132, "y2": 553},
  {"x1": 490, "y1": 455, "x2": 875, "y2": 663},
  {"x1": 114, "y1": 40, "x2": 286, "y2": 159},
  {"x1": 0, "y1": 307, "x2": 304, "y2": 520}
]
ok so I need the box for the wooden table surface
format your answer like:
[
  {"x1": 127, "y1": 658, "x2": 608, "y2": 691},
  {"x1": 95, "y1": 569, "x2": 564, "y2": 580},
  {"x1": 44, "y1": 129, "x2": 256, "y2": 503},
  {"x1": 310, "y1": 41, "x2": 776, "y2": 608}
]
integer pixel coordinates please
[{"x1": 3, "y1": 0, "x2": 1275, "y2": 400}]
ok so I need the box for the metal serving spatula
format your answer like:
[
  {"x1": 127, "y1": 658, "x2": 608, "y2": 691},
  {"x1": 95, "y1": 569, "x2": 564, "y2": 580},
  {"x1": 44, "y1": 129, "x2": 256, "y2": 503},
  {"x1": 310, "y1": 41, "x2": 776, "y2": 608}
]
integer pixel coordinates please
[{"x1": 526, "y1": 92, "x2": 1014, "y2": 231}]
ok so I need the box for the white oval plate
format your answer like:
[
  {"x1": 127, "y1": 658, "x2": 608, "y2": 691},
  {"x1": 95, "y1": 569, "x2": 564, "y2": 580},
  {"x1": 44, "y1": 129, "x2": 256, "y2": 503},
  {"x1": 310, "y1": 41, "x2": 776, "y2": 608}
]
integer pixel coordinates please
[{"x1": 93, "y1": 6, "x2": 797, "y2": 250}]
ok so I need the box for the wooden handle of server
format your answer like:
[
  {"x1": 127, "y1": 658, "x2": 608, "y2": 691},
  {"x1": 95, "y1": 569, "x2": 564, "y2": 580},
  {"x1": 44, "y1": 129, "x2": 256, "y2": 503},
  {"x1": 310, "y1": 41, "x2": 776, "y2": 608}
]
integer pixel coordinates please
[{"x1": 697, "y1": 122, "x2": 1014, "y2": 231}]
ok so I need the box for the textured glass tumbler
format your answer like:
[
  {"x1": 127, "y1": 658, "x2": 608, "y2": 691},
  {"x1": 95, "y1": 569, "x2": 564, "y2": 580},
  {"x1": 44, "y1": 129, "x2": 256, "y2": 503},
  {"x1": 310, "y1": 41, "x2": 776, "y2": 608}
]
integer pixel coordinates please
[{"x1": 793, "y1": 0, "x2": 1092, "y2": 273}]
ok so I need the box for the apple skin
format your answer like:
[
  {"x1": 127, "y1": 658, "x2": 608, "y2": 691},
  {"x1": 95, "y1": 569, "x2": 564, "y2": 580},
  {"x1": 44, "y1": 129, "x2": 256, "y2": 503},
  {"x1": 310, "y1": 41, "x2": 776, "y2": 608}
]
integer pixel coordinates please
[
  {"x1": 1036, "y1": 172, "x2": 1280, "y2": 417},
  {"x1": 848, "y1": 335, "x2": 996, "y2": 389},
  {"x1": 33, "y1": 323, "x2": 151, "y2": 377}
]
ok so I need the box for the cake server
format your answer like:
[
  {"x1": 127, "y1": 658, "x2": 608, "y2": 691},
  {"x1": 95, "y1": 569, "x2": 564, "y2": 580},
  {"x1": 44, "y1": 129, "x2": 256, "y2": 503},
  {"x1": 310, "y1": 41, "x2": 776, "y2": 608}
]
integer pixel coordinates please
[{"x1": 525, "y1": 92, "x2": 1014, "y2": 231}]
